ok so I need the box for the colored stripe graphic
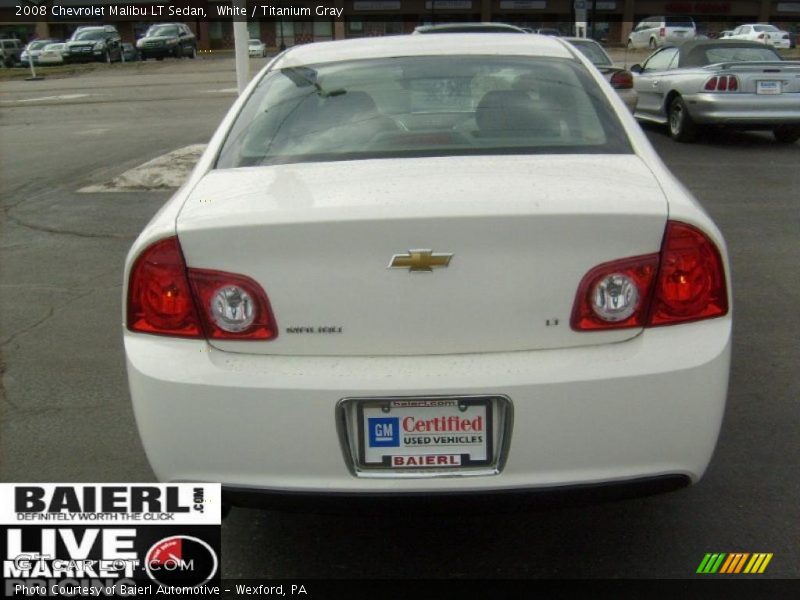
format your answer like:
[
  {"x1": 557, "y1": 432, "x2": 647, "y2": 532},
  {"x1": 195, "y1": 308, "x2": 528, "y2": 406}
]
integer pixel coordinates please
[
  {"x1": 743, "y1": 553, "x2": 773, "y2": 574},
  {"x1": 697, "y1": 553, "x2": 726, "y2": 574},
  {"x1": 698, "y1": 552, "x2": 773, "y2": 574}
]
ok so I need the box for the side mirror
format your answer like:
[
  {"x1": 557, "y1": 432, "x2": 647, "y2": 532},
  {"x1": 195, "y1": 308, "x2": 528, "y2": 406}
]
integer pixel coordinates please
[{"x1": 630, "y1": 64, "x2": 643, "y2": 74}]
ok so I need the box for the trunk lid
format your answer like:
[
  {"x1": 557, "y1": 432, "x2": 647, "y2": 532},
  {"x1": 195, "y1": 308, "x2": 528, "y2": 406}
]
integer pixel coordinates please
[{"x1": 177, "y1": 155, "x2": 667, "y2": 356}]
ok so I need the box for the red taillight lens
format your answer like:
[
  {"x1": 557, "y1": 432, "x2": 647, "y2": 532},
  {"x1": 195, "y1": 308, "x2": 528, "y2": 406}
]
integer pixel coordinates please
[
  {"x1": 571, "y1": 254, "x2": 659, "y2": 331},
  {"x1": 660, "y1": 27, "x2": 666, "y2": 37},
  {"x1": 610, "y1": 70, "x2": 634, "y2": 89},
  {"x1": 649, "y1": 221, "x2": 728, "y2": 326},
  {"x1": 757, "y1": 33, "x2": 766, "y2": 39},
  {"x1": 127, "y1": 237, "x2": 278, "y2": 340},
  {"x1": 127, "y1": 237, "x2": 202, "y2": 337},
  {"x1": 188, "y1": 269, "x2": 277, "y2": 340},
  {"x1": 704, "y1": 75, "x2": 738, "y2": 92},
  {"x1": 571, "y1": 221, "x2": 728, "y2": 331}
]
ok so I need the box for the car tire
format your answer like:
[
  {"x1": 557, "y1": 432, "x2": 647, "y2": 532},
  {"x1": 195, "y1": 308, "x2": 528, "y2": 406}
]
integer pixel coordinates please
[
  {"x1": 104, "y1": 51, "x2": 111, "y2": 64},
  {"x1": 649, "y1": 37, "x2": 657, "y2": 50},
  {"x1": 189, "y1": 46, "x2": 197, "y2": 59},
  {"x1": 773, "y1": 125, "x2": 800, "y2": 144},
  {"x1": 668, "y1": 96, "x2": 697, "y2": 142},
  {"x1": 174, "y1": 47, "x2": 182, "y2": 59}
]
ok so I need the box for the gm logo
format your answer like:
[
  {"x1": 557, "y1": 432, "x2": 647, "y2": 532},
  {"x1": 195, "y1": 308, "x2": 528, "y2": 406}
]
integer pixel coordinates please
[{"x1": 367, "y1": 417, "x2": 399, "y2": 447}]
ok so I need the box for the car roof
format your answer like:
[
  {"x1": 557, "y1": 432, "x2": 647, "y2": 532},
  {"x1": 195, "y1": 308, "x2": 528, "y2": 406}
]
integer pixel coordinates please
[
  {"x1": 676, "y1": 39, "x2": 781, "y2": 66},
  {"x1": 414, "y1": 22, "x2": 526, "y2": 33},
  {"x1": 274, "y1": 34, "x2": 573, "y2": 68}
]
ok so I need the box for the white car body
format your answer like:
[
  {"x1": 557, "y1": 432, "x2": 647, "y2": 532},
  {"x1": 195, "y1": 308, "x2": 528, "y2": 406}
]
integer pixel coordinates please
[
  {"x1": 124, "y1": 35, "x2": 731, "y2": 504},
  {"x1": 37, "y1": 43, "x2": 66, "y2": 65},
  {"x1": 248, "y1": 40, "x2": 266, "y2": 57},
  {"x1": 628, "y1": 16, "x2": 696, "y2": 49},
  {"x1": 728, "y1": 24, "x2": 792, "y2": 49}
]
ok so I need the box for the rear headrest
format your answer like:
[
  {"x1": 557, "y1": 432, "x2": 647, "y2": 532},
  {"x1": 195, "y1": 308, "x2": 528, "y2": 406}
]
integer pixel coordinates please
[{"x1": 476, "y1": 90, "x2": 557, "y2": 136}]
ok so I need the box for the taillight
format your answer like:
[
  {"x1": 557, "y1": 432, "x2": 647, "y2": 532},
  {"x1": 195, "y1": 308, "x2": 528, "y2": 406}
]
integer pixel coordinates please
[
  {"x1": 571, "y1": 221, "x2": 728, "y2": 331},
  {"x1": 127, "y1": 236, "x2": 278, "y2": 340},
  {"x1": 757, "y1": 33, "x2": 766, "y2": 40},
  {"x1": 648, "y1": 221, "x2": 728, "y2": 326},
  {"x1": 127, "y1": 237, "x2": 202, "y2": 338},
  {"x1": 660, "y1": 27, "x2": 666, "y2": 37},
  {"x1": 610, "y1": 70, "x2": 634, "y2": 89},
  {"x1": 188, "y1": 269, "x2": 277, "y2": 340},
  {"x1": 571, "y1": 254, "x2": 659, "y2": 330},
  {"x1": 703, "y1": 75, "x2": 739, "y2": 92}
]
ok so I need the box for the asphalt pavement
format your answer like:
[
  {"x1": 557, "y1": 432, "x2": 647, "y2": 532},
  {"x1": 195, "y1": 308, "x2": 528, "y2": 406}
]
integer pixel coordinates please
[{"x1": 0, "y1": 55, "x2": 798, "y2": 579}]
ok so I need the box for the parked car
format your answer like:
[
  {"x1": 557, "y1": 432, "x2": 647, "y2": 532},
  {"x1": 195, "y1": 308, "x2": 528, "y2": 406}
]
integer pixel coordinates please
[
  {"x1": 630, "y1": 40, "x2": 800, "y2": 143},
  {"x1": 125, "y1": 34, "x2": 731, "y2": 511},
  {"x1": 248, "y1": 39, "x2": 267, "y2": 58},
  {"x1": 137, "y1": 23, "x2": 197, "y2": 60},
  {"x1": 534, "y1": 28, "x2": 561, "y2": 36},
  {"x1": 413, "y1": 23, "x2": 526, "y2": 34},
  {"x1": 718, "y1": 30, "x2": 734, "y2": 39},
  {"x1": 37, "y1": 43, "x2": 67, "y2": 65},
  {"x1": 565, "y1": 37, "x2": 636, "y2": 111},
  {"x1": 21, "y1": 39, "x2": 60, "y2": 67},
  {"x1": 627, "y1": 16, "x2": 696, "y2": 50},
  {"x1": 726, "y1": 24, "x2": 792, "y2": 49},
  {"x1": 0, "y1": 38, "x2": 22, "y2": 68},
  {"x1": 121, "y1": 43, "x2": 139, "y2": 62},
  {"x1": 64, "y1": 26, "x2": 122, "y2": 63}
]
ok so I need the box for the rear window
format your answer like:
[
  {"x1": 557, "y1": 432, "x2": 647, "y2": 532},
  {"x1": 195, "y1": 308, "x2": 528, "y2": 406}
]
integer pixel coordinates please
[
  {"x1": 702, "y1": 46, "x2": 782, "y2": 64},
  {"x1": 569, "y1": 40, "x2": 613, "y2": 66},
  {"x1": 216, "y1": 55, "x2": 631, "y2": 169},
  {"x1": 666, "y1": 17, "x2": 694, "y2": 27}
]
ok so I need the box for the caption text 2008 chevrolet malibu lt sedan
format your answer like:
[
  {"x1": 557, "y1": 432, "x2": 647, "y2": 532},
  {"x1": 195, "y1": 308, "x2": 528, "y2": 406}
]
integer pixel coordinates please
[{"x1": 124, "y1": 34, "x2": 731, "y2": 507}]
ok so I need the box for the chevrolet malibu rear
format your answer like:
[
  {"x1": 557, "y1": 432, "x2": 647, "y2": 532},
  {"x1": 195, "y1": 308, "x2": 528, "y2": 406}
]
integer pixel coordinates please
[{"x1": 124, "y1": 35, "x2": 731, "y2": 503}]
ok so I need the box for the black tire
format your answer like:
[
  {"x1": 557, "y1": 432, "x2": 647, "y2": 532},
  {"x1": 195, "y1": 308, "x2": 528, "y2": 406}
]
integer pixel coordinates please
[
  {"x1": 773, "y1": 126, "x2": 800, "y2": 144},
  {"x1": 668, "y1": 96, "x2": 698, "y2": 142},
  {"x1": 649, "y1": 37, "x2": 657, "y2": 50},
  {"x1": 174, "y1": 47, "x2": 181, "y2": 59}
]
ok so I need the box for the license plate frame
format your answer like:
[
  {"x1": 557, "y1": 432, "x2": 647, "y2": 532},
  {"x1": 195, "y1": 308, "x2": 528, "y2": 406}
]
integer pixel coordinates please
[
  {"x1": 756, "y1": 80, "x2": 781, "y2": 95},
  {"x1": 337, "y1": 395, "x2": 512, "y2": 478}
]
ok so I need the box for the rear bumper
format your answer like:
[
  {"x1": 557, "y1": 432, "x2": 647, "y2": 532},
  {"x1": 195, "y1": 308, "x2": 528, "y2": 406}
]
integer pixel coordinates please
[
  {"x1": 126, "y1": 317, "x2": 731, "y2": 495},
  {"x1": 685, "y1": 93, "x2": 800, "y2": 126},
  {"x1": 222, "y1": 475, "x2": 691, "y2": 512}
]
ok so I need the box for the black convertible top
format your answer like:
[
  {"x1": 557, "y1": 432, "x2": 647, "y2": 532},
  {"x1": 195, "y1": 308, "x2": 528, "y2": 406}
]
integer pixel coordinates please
[{"x1": 676, "y1": 40, "x2": 782, "y2": 67}]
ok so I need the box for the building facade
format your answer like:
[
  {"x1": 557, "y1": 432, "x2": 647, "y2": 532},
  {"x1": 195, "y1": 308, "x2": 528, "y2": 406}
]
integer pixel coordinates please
[{"x1": 2, "y1": 0, "x2": 799, "y2": 48}]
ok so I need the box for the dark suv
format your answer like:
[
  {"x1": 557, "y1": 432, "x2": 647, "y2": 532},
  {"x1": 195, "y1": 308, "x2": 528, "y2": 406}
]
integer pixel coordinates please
[
  {"x1": 64, "y1": 25, "x2": 122, "y2": 63},
  {"x1": 137, "y1": 23, "x2": 197, "y2": 60}
]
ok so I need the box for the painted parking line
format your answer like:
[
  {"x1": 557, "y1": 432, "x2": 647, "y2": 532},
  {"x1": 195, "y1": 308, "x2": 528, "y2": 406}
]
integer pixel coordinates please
[{"x1": 0, "y1": 93, "x2": 91, "y2": 104}]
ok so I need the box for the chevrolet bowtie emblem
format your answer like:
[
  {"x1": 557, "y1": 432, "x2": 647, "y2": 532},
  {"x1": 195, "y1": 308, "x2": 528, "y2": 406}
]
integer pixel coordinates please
[{"x1": 388, "y1": 249, "x2": 453, "y2": 272}]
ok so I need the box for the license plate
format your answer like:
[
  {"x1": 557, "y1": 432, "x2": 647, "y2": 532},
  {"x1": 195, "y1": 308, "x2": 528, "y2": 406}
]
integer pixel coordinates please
[
  {"x1": 757, "y1": 81, "x2": 781, "y2": 95},
  {"x1": 355, "y1": 397, "x2": 499, "y2": 470}
]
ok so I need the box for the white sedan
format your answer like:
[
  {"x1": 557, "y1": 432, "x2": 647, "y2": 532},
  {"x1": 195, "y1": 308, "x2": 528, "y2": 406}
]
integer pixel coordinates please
[
  {"x1": 124, "y1": 34, "x2": 731, "y2": 508},
  {"x1": 248, "y1": 39, "x2": 266, "y2": 57},
  {"x1": 37, "y1": 43, "x2": 67, "y2": 65},
  {"x1": 727, "y1": 23, "x2": 792, "y2": 49}
]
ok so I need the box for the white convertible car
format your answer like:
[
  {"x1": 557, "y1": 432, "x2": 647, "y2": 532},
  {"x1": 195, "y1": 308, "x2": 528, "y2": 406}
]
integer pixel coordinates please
[{"x1": 124, "y1": 35, "x2": 731, "y2": 509}]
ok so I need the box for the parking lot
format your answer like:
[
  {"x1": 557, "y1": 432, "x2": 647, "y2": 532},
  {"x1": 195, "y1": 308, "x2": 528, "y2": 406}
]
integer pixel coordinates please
[{"x1": 1, "y1": 53, "x2": 798, "y2": 579}]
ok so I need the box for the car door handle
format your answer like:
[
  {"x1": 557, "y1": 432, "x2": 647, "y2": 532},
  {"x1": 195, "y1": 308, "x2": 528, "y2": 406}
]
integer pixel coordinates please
[{"x1": 651, "y1": 80, "x2": 660, "y2": 87}]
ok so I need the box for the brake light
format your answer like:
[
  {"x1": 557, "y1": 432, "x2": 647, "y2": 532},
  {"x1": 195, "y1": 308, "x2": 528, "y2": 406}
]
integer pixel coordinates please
[
  {"x1": 610, "y1": 70, "x2": 634, "y2": 89},
  {"x1": 703, "y1": 75, "x2": 739, "y2": 92},
  {"x1": 127, "y1": 237, "x2": 202, "y2": 337},
  {"x1": 571, "y1": 221, "x2": 728, "y2": 331},
  {"x1": 660, "y1": 27, "x2": 666, "y2": 37},
  {"x1": 127, "y1": 236, "x2": 278, "y2": 340},
  {"x1": 757, "y1": 33, "x2": 766, "y2": 39},
  {"x1": 649, "y1": 222, "x2": 728, "y2": 326}
]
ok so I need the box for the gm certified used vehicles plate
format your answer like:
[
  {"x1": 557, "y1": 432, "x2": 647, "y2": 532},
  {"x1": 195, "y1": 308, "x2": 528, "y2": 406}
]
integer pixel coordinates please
[{"x1": 124, "y1": 34, "x2": 732, "y2": 507}]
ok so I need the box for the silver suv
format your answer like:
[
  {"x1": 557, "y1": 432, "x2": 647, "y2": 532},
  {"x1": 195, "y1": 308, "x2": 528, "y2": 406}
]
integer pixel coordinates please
[
  {"x1": 1, "y1": 39, "x2": 22, "y2": 67},
  {"x1": 627, "y1": 16, "x2": 696, "y2": 50}
]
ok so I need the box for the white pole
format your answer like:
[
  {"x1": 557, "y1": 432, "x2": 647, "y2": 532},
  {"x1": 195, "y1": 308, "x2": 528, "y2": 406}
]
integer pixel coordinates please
[{"x1": 233, "y1": 0, "x2": 249, "y2": 94}]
